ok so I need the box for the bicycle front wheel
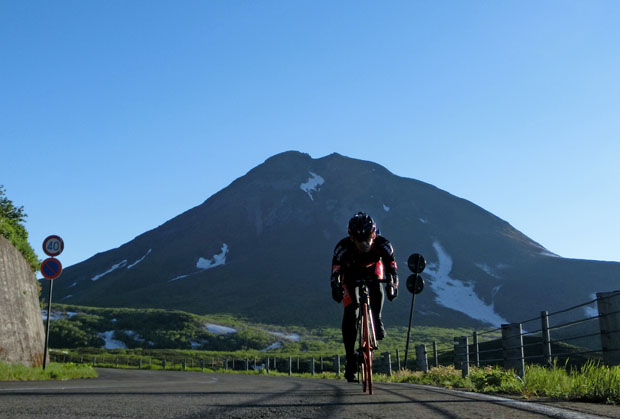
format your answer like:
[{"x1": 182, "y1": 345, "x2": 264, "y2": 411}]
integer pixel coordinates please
[{"x1": 361, "y1": 303, "x2": 374, "y2": 395}]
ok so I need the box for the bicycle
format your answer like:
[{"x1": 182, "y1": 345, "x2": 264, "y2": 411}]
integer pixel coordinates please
[{"x1": 354, "y1": 276, "x2": 388, "y2": 395}]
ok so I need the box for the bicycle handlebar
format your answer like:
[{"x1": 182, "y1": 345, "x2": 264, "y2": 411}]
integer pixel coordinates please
[{"x1": 349, "y1": 276, "x2": 393, "y2": 285}]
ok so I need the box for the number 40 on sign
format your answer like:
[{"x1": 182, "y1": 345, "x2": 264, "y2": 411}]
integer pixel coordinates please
[{"x1": 43, "y1": 235, "x2": 64, "y2": 257}]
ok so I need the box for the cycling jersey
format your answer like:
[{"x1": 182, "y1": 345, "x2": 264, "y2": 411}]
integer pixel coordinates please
[{"x1": 331, "y1": 235, "x2": 397, "y2": 307}]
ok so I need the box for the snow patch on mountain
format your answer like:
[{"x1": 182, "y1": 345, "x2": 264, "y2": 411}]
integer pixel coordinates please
[
  {"x1": 98, "y1": 331, "x2": 127, "y2": 349},
  {"x1": 41, "y1": 310, "x2": 79, "y2": 321},
  {"x1": 300, "y1": 171, "x2": 324, "y2": 201},
  {"x1": 426, "y1": 241, "x2": 508, "y2": 327},
  {"x1": 197, "y1": 244, "x2": 229, "y2": 269},
  {"x1": 205, "y1": 323, "x2": 237, "y2": 335},
  {"x1": 191, "y1": 339, "x2": 206, "y2": 349},
  {"x1": 91, "y1": 260, "x2": 127, "y2": 281},
  {"x1": 383, "y1": 204, "x2": 390, "y2": 212},
  {"x1": 419, "y1": 218, "x2": 428, "y2": 224},
  {"x1": 261, "y1": 342, "x2": 283, "y2": 351},
  {"x1": 168, "y1": 274, "x2": 189, "y2": 282},
  {"x1": 475, "y1": 263, "x2": 504, "y2": 279},
  {"x1": 583, "y1": 293, "x2": 599, "y2": 317},
  {"x1": 127, "y1": 249, "x2": 152, "y2": 269},
  {"x1": 268, "y1": 331, "x2": 301, "y2": 341}
]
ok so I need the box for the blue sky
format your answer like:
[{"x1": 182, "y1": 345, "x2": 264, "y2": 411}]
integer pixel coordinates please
[{"x1": 2, "y1": 1, "x2": 619, "y2": 268}]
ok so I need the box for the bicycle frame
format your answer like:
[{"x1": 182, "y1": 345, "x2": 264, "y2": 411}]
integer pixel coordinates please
[{"x1": 356, "y1": 280, "x2": 379, "y2": 395}]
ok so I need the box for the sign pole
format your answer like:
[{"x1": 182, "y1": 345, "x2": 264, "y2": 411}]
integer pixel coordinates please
[
  {"x1": 43, "y1": 280, "x2": 53, "y2": 370},
  {"x1": 403, "y1": 292, "x2": 416, "y2": 369}
]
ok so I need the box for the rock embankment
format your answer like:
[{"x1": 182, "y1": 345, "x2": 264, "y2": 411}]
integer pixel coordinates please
[{"x1": 0, "y1": 236, "x2": 46, "y2": 366}]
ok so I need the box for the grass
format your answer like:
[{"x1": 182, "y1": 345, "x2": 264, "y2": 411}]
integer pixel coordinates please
[
  {"x1": 523, "y1": 361, "x2": 620, "y2": 404},
  {"x1": 0, "y1": 361, "x2": 98, "y2": 381},
  {"x1": 376, "y1": 361, "x2": 620, "y2": 405},
  {"x1": 9, "y1": 351, "x2": 619, "y2": 406}
]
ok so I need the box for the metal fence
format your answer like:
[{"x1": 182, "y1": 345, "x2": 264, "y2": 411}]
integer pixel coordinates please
[
  {"x1": 414, "y1": 290, "x2": 620, "y2": 378},
  {"x1": 50, "y1": 352, "x2": 349, "y2": 376}
]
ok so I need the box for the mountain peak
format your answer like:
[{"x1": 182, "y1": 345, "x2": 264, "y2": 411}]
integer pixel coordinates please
[{"x1": 263, "y1": 150, "x2": 312, "y2": 165}]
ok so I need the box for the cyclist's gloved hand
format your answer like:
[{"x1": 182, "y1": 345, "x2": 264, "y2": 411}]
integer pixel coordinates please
[
  {"x1": 386, "y1": 274, "x2": 399, "y2": 301},
  {"x1": 331, "y1": 275, "x2": 344, "y2": 303}
]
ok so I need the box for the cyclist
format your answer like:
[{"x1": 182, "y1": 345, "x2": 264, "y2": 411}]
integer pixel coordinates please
[{"x1": 330, "y1": 212, "x2": 399, "y2": 382}]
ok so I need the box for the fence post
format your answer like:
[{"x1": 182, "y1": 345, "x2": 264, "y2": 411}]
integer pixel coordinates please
[
  {"x1": 297, "y1": 357, "x2": 300, "y2": 371},
  {"x1": 232, "y1": 359, "x2": 235, "y2": 370},
  {"x1": 182, "y1": 359, "x2": 186, "y2": 371},
  {"x1": 416, "y1": 345, "x2": 428, "y2": 373},
  {"x1": 335, "y1": 355, "x2": 340, "y2": 378},
  {"x1": 433, "y1": 341, "x2": 438, "y2": 367},
  {"x1": 288, "y1": 357, "x2": 292, "y2": 376},
  {"x1": 472, "y1": 331, "x2": 480, "y2": 367},
  {"x1": 454, "y1": 336, "x2": 469, "y2": 378},
  {"x1": 597, "y1": 291, "x2": 620, "y2": 366},
  {"x1": 245, "y1": 359, "x2": 249, "y2": 371},
  {"x1": 502, "y1": 323, "x2": 525, "y2": 378},
  {"x1": 139, "y1": 358, "x2": 142, "y2": 369},
  {"x1": 541, "y1": 310, "x2": 552, "y2": 366},
  {"x1": 266, "y1": 357, "x2": 269, "y2": 375},
  {"x1": 225, "y1": 359, "x2": 228, "y2": 371},
  {"x1": 201, "y1": 359, "x2": 205, "y2": 371},
  {"x1": 320, "y1": 356, "x2": 324, "y2": 372},
  {"x1": 384, "y1": 352, "x2": 392, "y2": 376},
  {"x1": 396, "y1": 349, "x2": 401, "y2": 371},
  {"x1": 163, "y1": 358, "x2": 166, "y2": 370},
  {"x1": 311, "y1": 357, "x2": 315, "y2": 376}
]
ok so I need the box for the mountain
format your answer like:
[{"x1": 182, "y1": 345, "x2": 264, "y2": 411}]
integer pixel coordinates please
[{"x1": 42, "y1": 151, "x2": 620, "y2": 329}]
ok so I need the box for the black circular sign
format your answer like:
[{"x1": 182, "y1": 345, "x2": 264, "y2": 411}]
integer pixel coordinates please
[
  {"x1": 406, "y1": 274, "x2": 425, "y2": 294},
  {"x1": 407, "y1": 253, "x2": 426, "y2": 274}
]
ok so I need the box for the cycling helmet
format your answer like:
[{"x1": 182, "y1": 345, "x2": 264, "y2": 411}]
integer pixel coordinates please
[{"x1": 348, "y1": 212, "x2": 376, "y2": 240}]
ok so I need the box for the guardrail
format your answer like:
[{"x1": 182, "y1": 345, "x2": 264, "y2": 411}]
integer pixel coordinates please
[{"x1": 410, "y1": 290, "x2": 620, "y2": 378}]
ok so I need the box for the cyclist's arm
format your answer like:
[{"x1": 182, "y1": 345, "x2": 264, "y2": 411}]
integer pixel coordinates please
[
  {"x1": 331, "y1": 240, "x2": 348, "y2": 283},
  {"x1": 375, "y1": 236, "x2": 398, "y2": 279}
]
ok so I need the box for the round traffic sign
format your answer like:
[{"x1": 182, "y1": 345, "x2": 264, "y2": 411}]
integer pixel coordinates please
[
  {"x1": 43, "y1": 235, "x2": 64, "y2": 257},
  {"x1": 406, "y1": 274, "x2": 425, "y2": 294},
  {"x1": 41, "y1": 257, "x2": 62, "y2": 279},
  {"x1": 407, "y1": 253, "x2": 426, "y2": 274}
]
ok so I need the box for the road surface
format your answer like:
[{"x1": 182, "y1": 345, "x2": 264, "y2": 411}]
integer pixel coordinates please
[{"x1": 0, "y1": 369, "x2": 617, "y2": 418}]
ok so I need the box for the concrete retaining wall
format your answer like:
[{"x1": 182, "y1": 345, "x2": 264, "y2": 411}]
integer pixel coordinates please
[{"x1": 0, "y1": 236, "x2": 46, "y2": 367}]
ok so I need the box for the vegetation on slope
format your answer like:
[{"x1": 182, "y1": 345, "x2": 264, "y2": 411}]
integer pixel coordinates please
[{"x1": 0, "y1": 185, "x2": 39, "y2": 272}]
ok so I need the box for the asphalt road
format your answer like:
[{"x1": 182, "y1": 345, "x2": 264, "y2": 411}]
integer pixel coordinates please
[{"x1": 0, "y1": 369, "x2": 618, "y2": 419}]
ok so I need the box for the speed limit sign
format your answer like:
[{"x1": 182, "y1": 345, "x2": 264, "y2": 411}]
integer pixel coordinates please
[{"x1": 43, "y1": 235, "x2": 64, "y2": 257}]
